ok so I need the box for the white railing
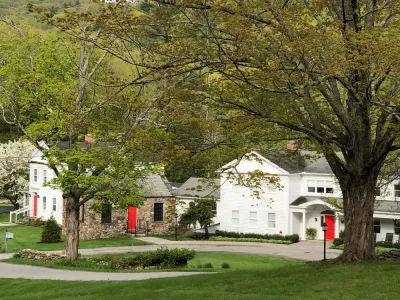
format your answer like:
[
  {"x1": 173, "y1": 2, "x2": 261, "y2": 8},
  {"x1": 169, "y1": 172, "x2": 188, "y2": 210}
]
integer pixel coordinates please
[{"x1": 9, "y1": 207, "x2": 30, "y2": 223}]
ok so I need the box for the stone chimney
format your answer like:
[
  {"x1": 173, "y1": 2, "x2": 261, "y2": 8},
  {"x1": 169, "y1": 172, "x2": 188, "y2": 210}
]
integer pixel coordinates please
[
  {"x1": 85, "y1": 135, "x2": 95, "y2": 143},
  {"x1": 287, "y1": 140, "x2": 297, "y2": 150}
]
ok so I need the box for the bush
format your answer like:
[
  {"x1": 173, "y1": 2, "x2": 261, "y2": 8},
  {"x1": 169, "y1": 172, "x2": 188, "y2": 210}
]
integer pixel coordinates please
[
  {"x1": 332, "y1": 238, "x2": 344, "y2": 246},
  {"x1": 214, "y1": 230, "x2": 299, "y2": 243},
  {"x1": 197, "y1": 263, "x2": 213, "y2": 268},
  {"x1": 40, "y1": 217, "x2": 62, "y2": 243},
  {"x1": 376, "y1": 241, "x2": 400, "y2": 249},
  {"x1": 339, "y1": 230, "x2": 345, "y2": 239},
  {"x1": 90, "y1": 248, "x2": 196, "y2": 269},
  {"x1": 221, "y1": 262, "x2": 230, "y2": 269},
  {"x1": 23, "y1": 217, "x2": 46, "y2": 227},
  {"x1": 306, "y1": 228, "x2": 317, "y2": 240},
  {"x1": 209, "y1": 236, "x2": 292, "y2": 244}
]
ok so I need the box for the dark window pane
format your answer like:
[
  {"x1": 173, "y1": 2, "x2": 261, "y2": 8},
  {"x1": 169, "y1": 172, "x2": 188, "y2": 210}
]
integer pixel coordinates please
[
  {"x1": 326, "y1": 187, "x2": 333, "y2": 193},
  {"x1": 317, "y1": 187, "x2": 324, "y2": 193},
  {"x1": 395, "y1": 185, "x2": 400, "y2": 197},
  {"x1": 308, "y1": 187, "x2": 315, "y2": 193},
  {"x1": 373, "y1": 219, "x2": 380, "y2": 233},
  {"x1": 101, "y1": 204, "x2": 112, "y2": 224},
  {"x1": 395, "y1": 220, "x2": 400, "y2": 235},
  {"x1": 154, "y1": 203, "x2": 163, "y2": 222}
]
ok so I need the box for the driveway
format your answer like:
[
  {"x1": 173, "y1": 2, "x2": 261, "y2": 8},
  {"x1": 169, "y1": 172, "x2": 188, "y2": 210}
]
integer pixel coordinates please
[{"x1": 75, "y1": 237, "x2": 341, "y2": 261}]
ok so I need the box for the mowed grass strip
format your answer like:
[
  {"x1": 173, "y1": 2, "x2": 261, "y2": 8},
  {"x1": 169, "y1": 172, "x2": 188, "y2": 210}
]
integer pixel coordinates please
[
  {"x1": 0, "y1": 224, "x2": 151, "y2": 252},
  {"x1": 0, "y1": 260, "x2": 399, "y2": 300},
  {"x1": 4, "y1": 253, "x2": 297, "y2": 273}
]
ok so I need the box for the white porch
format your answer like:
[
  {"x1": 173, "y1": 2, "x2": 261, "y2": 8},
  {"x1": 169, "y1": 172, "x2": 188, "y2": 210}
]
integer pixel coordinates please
[{"x1": 290, "y1": 199, "x2": 342, "y2": 240}]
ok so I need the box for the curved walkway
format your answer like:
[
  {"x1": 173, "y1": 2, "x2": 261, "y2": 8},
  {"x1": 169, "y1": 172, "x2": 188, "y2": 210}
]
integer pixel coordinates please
[{"x1": 0, "y1": 237, "x2": 341, "y2": 281}]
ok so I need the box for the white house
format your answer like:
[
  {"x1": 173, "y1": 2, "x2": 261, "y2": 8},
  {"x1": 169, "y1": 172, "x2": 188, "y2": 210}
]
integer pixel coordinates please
[{"x1": 217, "y1": 151, "x2": 400, "y2": 241}]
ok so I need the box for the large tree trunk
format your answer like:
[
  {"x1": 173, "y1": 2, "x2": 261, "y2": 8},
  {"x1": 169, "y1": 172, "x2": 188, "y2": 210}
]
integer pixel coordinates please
[
  {"x1": 65, "y1": 197, "x2": 80, "y2": 261},
  {"x1": 336, "y1": 176, "x2": 376, "y2": 262}
]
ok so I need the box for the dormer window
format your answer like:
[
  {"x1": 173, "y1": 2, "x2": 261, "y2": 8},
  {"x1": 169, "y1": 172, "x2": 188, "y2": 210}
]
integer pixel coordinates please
[{"x1": 308, "y1": 180, "x2": 334, "y2": 194}]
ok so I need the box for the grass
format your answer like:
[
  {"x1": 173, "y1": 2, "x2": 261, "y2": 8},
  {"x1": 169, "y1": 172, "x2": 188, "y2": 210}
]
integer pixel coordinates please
[
  {"x1": 4, "y1": 253, "x2": 296, "y2": 273},
  {"x1": 331, "y1": 244, "x2": 397, "y2": 255},
  {"x1": 0, "y1": 203, "x2": 13, "y2": 206},
  {"x1": 0, "y1": 225, "x2": 151, "y2": 253},
  {"x1": 0, "y1": 212, "x2": 10, "y2": 222},
  {"x1": 1, "y1": 259, "x2": 400, "y2": 299}
]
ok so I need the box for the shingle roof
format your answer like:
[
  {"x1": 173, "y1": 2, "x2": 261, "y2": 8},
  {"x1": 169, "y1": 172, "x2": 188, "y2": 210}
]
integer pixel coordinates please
[
  {"x1": 139, "y1": 174, "x2": 173, "y2": 198},
  {"x1": 258, "y1": 150, "x2": 333, "y2": 174},
  {"x1": 175, "y1": 177, "x2": 220, "y2": 199}
]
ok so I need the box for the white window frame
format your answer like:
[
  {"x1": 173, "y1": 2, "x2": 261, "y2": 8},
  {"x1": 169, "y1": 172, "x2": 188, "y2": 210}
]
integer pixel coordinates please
[
  {"x1": 33, "y1": 169, "x2": 38, "y2": 182},
  {"x1": 308, "y1": 180, "x2": 334, "y2": 194},
  {"x1": 395, "y1": 184, "x2": 400, "y2": 198},
  {"x1": 267, "y1": 184, "x2": 277, "y2": 193},
  {"x1": 268, "y1": 213, "x2": 276, "y2": 228},
  {"x1": 232, "y1": 210, "x2": 239, "y2": 226},
  {"x1": 43, "y1": 196, "x2": 47, "y2": 211},
  {"x1": 43, "y1": 170, "x2": 47, "y2": 183},
  {"x1": 52, "y1": 198, "x2": 57, "y2": 212},
  {"x1": 249, "y1": 211, "x2": 257, "y2": 227}
]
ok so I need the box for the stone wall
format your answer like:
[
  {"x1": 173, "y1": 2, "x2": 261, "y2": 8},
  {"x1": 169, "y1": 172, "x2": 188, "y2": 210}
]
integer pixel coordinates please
[
  {"x1": 136, "y1": 198, "x2": 175, "y2": 235},
  {"x1": 62, "y1": 198, "x2": 175, "y2": 240}
]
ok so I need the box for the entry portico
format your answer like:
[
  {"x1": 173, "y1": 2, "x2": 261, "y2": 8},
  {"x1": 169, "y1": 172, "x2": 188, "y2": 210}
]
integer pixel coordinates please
[{"x1": 290, "y1": 197, "x2": 341, "y2": 240}]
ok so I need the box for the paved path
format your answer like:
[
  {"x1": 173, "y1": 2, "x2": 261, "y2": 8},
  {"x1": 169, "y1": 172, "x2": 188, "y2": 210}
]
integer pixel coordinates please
[
  {"x1": 0, "y1": 237, "x2": 341, "y2": 281},
  {"x1": 0, "y1": 262, "x2": 213, "y2": 281},
  {"x1": 76, "y1": 237, "x2": 342, "y2": 261}
]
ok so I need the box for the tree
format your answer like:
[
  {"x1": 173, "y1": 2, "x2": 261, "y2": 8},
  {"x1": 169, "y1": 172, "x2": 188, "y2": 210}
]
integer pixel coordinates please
[
  {"x1": 89, "y1": 0, "x2": 400, "y2": 262},
  {"x1": 180, "y1": 199, "x2": 215, "y2": 238},
  {"x1": 0, "y1": 17, "x2": 159, "y2": 260},
  {"x1": 0, "y1": 140, "x2": 35, "y2": 209}
]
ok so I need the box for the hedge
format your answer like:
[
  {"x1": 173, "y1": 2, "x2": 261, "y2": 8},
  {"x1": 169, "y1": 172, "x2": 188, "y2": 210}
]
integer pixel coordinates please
[
  {"x1": 215, "y1": 230, "x2": 299, "y2": 243},
  {"x1": 210, "y1": 236, "x2": 292, "y2": 244}
]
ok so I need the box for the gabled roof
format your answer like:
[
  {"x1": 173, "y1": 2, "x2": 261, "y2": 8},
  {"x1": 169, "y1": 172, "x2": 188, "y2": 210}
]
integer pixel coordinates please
[
  {"x1": 175, "y1": 177, "x2": 220, "y2": 199},
  {"x1": 257, "y1": 150, "x2": 333, "y2": 174},
  {"x1": 139, "y1": 174, "x2": 173, "y2": 198}
]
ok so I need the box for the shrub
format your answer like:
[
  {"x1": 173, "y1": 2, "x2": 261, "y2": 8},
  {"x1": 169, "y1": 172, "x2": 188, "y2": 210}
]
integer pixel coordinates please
[
  {"x1": 376, "y1": 241, "x2": 400, "y2": 249},
  {"x1": 90, "y1": 248, "x2": 196, "y2": 269},
  {"x1": 214, "y1": 230, "x2": 299, "y2": 243},
  {"x1": 204, "y1": 263, "x2": 213, "y2": 268},
  {"x1": 209, "y1": 236, "x2": 292, "y2": 244},
  {"x1": 339, "y1": 230, "x2": 345, "y2": 239},
  {"x1": 24, "y1": 217, "x2": 46, "y2": 227},
  {"x1": 40, "y1": 217, "x2": 62, "y2": 243},
  {"x1": 221, "y1": 262, "x2": 230, "y2": 269},
  {"x1": 306, "y1": 228, "x2": 317, "y2": 240},
  {"x1": 332, "y1": 238, "x2": 344, "y2": 246}
]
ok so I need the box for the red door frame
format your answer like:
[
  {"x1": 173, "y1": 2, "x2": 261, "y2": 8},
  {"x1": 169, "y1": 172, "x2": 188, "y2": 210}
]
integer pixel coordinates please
[
  {"x1": 127, "y1": 206, "x2": 137, "y2": 231},
  {"x1": 325, "y1": 215, "x2": 335, "y2": 240},
  {"x1": 33, "y1": 194, "x2": 38, "y2": 217}
]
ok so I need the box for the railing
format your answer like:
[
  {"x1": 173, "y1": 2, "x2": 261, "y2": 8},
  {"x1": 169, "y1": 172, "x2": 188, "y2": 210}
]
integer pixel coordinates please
[{"x1": 9, "y1": 207, "x2": 30, "y2": 223}]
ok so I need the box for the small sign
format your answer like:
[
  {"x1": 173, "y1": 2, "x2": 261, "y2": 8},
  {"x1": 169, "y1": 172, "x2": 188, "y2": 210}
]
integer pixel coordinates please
[{"x1": 5, "y1": 232, "x2": 13, "y2": 240}]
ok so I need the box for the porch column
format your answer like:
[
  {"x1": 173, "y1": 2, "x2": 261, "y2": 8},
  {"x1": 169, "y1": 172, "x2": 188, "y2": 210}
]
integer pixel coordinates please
[
  {"x1": 335, "y1": 217, "x2": 340, "y2": 238},
  {"x1": 302, "y1": 211, "x2": 306, "y2": 240},
  {"x1": 289, "y1": 211, "x2": 293, "y2": 235}
]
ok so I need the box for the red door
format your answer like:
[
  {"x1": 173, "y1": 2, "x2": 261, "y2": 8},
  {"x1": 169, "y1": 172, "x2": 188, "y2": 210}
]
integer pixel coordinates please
[
  {"x1": 325, "y1": 215, "x2": 335, "y2": 240},
  {"x1": 127, "y1": 206, "x2": 137, "y2": 231},
  {"x1": 33, "y1": 195, "x2": 38, "y2": 217}
]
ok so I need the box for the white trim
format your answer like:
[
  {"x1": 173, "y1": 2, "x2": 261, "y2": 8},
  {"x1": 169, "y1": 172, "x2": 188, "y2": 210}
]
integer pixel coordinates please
[{"x1": 297, "y1": 199, "x2": 335, "y2": 209}]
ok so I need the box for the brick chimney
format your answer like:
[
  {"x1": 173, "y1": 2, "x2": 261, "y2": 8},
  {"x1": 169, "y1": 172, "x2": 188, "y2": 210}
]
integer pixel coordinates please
[
  {"x1": 287, "y1": 140, "x2": 297, "y2": 150},
  {"x1": 85, "y1": 135, "x2": 95, "y2": 143}
]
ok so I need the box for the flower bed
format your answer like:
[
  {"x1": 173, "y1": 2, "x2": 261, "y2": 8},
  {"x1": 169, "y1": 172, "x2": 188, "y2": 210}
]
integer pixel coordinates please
[{"x1": 209, "y1": 236, "x2": 292, "y2": 244}]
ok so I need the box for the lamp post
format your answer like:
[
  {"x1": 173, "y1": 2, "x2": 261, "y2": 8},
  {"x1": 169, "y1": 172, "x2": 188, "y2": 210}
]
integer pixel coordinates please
[{"x1": 322, "y1": 222, "x2": 328, "y2": 261}]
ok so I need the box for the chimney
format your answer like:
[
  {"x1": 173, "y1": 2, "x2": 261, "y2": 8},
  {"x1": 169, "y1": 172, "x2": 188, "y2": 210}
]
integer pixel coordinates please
[
  {"x1": 287, "y1": 140, "x2": 297, "y2": 150},
  {"x1": 85, "y1": 135, "x2": 95, "y2": 143}
]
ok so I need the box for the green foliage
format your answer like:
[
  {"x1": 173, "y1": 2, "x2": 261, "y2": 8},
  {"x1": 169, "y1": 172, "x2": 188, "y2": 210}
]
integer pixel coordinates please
[
  {"x1": 221, "y1": 262, "x2": 230, "y2": 269},
  {"x1": 41, "y1": 217, "x2": 62, "y2": 243},
  {"x1": 179, "y1": 198, "x2": 216, "y2": 237},
  {"x1": 90, "y1": 248, "x2": 196, "y2": 269},
  {"x1": 333, "y1": 238, "x2": 344, "y2": 247},
  {"x1": 23, "y1": 217, "x2": 47, "y2": 227},
  {"x1": 306, "y1": 228, "x2": 317, "y2": 240},
  {"x1": 209, "y1": 237, "x2": 292, "y2": 244},
  {"x1": 215, "y1": 230, "x2": 299, "y2": 243},
  {"x1": 376, "y1": 241, "x2": 400, "y2": 249}
]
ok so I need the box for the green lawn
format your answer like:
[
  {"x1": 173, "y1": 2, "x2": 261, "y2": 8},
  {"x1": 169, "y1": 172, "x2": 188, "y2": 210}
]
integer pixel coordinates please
[
  {"x1": 0, "y1": 259, "x2": 399, "y2": 299},
  {"x1": 0, "y1": 212, "x2": 9, "y2": 222},
  {"x1": 151, "y1": 234, "x2": 195, "y2": 241},
  {"x1": 4, "y1": 253, "x2": 297, "y2": 273},
  {"x1": 0, "y1": 225, "x2": 151, "y2": 252}
]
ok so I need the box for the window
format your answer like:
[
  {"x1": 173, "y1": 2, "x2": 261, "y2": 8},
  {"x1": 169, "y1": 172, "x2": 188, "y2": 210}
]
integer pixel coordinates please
[
  {"x1": 43, "y1": 170, "x2": 47, "y2": 183},
  {"x1": 395, "y1": 220, "x2": 400, "y2": 235},
  {"x1": 43, "y1": 197, "x2": 46, "y2": 210},
  {"x1": 154, "y1": 203, "x2": 164, "y2": 222},
  {"x1": 308, "y1": 180, "x2": 334, "y2": 194},
  {"x1": 373, "y1": 219, "x2": 380, "y2": 233},
  {"x1": 307, "y1": 180, "x2": 316, "y2": 193},
  {"x1": 249, "y1": 212, "x2": 257, "y2": 227},
  {"x1": 101, "y1": 204, "x2": 112, "y2": 224},
  {"x1": 395, "y1": 184, "x2": 400, "y2": 198},
  {"x1": 268, "y1": 213, "x2": 276, "y2": 228},
  {"x1": 232, "y1": 210, "x2": 239, "y2": 226},
  {"x1": 33, "y1": 169, "x2": 37, "y2": 182},
  {"x1": 52, "y1": 198, "x2": 57, "y2": 212},
  {"x1": 268, "y1": 184, "x2": 277, "y2": 193}
]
